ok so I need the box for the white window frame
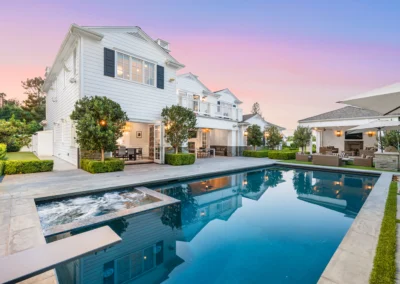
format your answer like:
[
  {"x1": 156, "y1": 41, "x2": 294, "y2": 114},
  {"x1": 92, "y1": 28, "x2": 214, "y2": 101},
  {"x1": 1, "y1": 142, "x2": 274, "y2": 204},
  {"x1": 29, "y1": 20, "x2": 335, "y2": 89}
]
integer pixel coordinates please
[
  {"x1": 114, "y1": 245, "x2": 157, "y2": 283},
  {"x1": 115, "y1": 51, "x2": 156, "y2": 87}
]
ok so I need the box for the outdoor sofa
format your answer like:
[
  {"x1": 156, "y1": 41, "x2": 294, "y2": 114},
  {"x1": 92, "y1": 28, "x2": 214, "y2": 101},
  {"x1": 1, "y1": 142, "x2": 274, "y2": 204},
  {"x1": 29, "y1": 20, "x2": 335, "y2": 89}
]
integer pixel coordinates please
[
  {"x1": 353, "y1": 157, "x2": 373, "y2": 167},
  {"x1": 319, "y1": 146, "x2": 339, "y2": 155},
  {"x1": 210, "y1": 146, "x2": 227, "y2": 156},
  {"x1": 312, "y1": 154, "x2": 342, "y2": 167},
  {"x1": 296, "y1": 153, "x2": 310, "y2": 162}
]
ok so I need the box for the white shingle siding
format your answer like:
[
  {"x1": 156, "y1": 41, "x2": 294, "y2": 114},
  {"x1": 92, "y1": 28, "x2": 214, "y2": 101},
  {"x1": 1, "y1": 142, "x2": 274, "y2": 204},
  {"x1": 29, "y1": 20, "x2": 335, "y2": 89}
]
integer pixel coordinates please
[
  {"x1": 45, "y1": 40, "x2": 80, "y2": 165},
  {"x1": 82, "y1": 30, "x2": 178, "y2": 122}
]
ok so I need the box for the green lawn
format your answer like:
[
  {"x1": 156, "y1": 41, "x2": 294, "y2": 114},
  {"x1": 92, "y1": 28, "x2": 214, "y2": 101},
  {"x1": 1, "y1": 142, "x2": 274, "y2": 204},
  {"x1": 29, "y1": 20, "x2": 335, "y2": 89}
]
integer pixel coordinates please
[
  {"x1": 370, "y1": 182, "x2": 397, "y2": 284},
  {"x1": 278, "y1": 159, "x2": 392, "y2": 172},
  {"x1": 5, "y1": 152, "x2": 39, "y2": 161}
]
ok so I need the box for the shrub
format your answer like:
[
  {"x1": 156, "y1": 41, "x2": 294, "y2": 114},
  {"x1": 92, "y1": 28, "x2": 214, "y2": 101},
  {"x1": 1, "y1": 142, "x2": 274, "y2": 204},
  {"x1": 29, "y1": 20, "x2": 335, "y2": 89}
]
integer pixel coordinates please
[
  {"x1": 0, "y1": 143, "x2": 6, "y2": 160},
  {"x1": 165, "y1": 153, "x2": 195, "y2": 166},
  {"x1": 81, "y1": 158, "x2": 125, "y2": 174},
  {"x1": 268, "y1": 150, "x2": 296, "y2": 160},
  {"x1": 0, "y1": 161, "x2": 4, "y2": 176},
  {"x1": 6, "y1": 140, "x2": 21, "y2": 152},
  {"x1": 243, "y1": 150, "x2": 269, "y2": 158},
  {"x1": 4, "y1": 160, "x2": 53, "y2": 175}
]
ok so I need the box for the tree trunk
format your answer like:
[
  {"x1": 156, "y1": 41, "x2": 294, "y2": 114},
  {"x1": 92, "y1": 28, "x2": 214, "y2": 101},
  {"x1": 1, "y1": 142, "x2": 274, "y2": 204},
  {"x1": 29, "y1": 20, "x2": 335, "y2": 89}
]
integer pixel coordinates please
[
  {"x1": 175, "y1": 146, "x2": 178, "y2": 154},
  {"x1": 254, "y1": 145, "x2": 256, "y2": 151},
  {"x1": 101, "y1": 148, "x2": 105, "y2": 162}
]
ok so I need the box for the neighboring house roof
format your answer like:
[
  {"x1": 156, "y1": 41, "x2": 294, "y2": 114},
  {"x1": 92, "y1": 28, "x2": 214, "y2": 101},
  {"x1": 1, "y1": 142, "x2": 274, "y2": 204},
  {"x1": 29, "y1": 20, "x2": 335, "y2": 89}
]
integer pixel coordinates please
[
  {"x1": 298, "y1": 106, "x2": 393, "y2": 123},
  {"x1": 214, "y1": 88, "x2": 243, "y2": 104},
  {"x1": 242, "y1": 113, "x2": 286, "y2": 131}
]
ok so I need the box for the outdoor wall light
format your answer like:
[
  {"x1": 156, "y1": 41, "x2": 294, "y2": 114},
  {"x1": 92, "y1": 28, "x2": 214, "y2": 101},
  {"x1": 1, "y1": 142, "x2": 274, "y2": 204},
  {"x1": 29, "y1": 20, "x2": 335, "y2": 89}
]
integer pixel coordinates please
[
  {"x1": 243, "y1": 180, "x2": 248, "y2": 186},
  {"x1": 264, "y1": 132, "x2": 269, "y2": 137},
  {"x1": 335, "y1": 130, "x2": 342, "y2": 137},
  {"x1": 367, "y1": 131, "x2": 374, "y2": 137},
  {"x1": 244, "y1": 130, "x2": 248, "y2": 136}
]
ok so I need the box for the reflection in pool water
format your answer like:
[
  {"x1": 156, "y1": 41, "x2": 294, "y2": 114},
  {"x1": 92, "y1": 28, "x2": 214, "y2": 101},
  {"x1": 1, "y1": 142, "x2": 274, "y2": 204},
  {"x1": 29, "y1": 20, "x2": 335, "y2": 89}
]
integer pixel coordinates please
[{"x1": 48, "y1": 167, "x2": 378, "y2": 284}]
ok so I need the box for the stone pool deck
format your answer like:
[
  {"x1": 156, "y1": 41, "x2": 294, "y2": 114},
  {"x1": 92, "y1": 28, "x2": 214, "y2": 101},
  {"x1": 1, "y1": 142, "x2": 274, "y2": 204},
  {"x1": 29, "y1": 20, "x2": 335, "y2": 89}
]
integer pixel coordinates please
[
  {"x1": 0, "y1": 157, "x2": 275, "y2": 283},
  {"x1": 0, "y1": 157, "x2": 395, "y2": 283}
]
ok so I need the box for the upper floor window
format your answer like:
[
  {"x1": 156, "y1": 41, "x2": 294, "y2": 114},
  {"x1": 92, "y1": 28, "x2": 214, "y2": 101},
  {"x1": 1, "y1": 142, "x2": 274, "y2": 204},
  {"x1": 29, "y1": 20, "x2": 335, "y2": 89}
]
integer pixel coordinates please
[
  {"x1": 116, "y1": 52, "x2": 155, "y2": 86},
  {"x1": 144, "y1": 61, "x2": 155, "y2": 86},
  {"x1": 117, "y1": 53, "x2": 130, "y2": 80}
]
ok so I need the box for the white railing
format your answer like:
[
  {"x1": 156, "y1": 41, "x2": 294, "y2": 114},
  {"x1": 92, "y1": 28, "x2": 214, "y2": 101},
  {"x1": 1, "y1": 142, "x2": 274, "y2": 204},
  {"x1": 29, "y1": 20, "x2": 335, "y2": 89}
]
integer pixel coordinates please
[{"x1": 179, "y1": 94, "x2": 241, "y2": 121}]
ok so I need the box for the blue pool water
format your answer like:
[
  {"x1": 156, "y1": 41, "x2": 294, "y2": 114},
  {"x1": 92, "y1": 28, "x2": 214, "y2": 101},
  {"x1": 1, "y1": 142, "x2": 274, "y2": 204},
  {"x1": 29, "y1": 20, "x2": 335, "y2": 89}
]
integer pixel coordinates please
[{"x1": 46, "y1": 166, "x2": 378, "y2": 284}]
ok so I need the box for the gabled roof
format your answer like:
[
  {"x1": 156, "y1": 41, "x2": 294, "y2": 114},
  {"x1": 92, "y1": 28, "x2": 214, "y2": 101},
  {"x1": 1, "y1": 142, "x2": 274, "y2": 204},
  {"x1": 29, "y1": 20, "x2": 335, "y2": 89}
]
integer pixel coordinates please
[
  {"x1": 214, "y1": 88, "x2": 243, "y2": 104},
  {"x1": 298, "y1": 106, "x2": 389, "y2": 123},
  {"x1": 177, "y1": 72, "x2": 212, "y2": 93},
  {"x1": 43, "y1": 24, "x2": 185, "y2": 92},
  {"x1": 242, "y1": 113, "x2": 286, "y2": 131}
]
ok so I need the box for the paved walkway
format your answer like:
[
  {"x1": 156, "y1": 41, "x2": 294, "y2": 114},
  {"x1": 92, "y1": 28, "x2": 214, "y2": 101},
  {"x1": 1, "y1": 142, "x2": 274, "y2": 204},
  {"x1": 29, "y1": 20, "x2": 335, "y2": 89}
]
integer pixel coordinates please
[
  {"x1": 0, "y1": 157, "x2": 275, "y2": 283},
  {"x1": 38, "y1": 156, "x2": 77, "y2": 172}
]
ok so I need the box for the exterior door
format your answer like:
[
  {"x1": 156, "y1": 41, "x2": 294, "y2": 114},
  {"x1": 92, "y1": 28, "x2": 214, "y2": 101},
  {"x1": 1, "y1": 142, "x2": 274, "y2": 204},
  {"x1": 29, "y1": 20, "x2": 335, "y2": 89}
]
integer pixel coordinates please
[{"x1": 154, "y1": 123, "x2": 164, "y2": 164}]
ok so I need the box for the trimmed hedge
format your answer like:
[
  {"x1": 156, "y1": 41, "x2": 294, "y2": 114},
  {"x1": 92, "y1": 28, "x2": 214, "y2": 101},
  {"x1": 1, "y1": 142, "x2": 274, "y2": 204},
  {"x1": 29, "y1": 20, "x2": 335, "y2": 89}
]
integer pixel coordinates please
[
  {"x1": 0, "y1": 161, "x2": 4, "y2": 176},
  {"x1": 243, "y1": 150, "x2": 269, "y2": 158},
  {"x1": 0, "y1": 143, "x2": 6, "y2": 160},
  {"x1": 370, "y1": 181, "x2": 397, "y2": 284},
  {"x1": 81, "y1": 158, "x2": 125, "y2": 174},
  {"x1": 165, "y1": 153, "x2": 195, "y2": 166},
  {"x1": 4, "y1": 160, "x2": 54, "y2": 175},
  {"x1": 268, "y1": 150, "x2": 296, "y2": 160}
]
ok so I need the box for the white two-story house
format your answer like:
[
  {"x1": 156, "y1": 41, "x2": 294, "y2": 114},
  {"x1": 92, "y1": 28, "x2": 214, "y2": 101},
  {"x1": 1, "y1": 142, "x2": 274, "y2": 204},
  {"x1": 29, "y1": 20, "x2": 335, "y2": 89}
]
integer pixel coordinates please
[
  {"x1": 42, "y1": 24, "x2": 285, "y2": 166},
  {"x1": 43, "y1": 24, "x2": 185, "y2": 166}
]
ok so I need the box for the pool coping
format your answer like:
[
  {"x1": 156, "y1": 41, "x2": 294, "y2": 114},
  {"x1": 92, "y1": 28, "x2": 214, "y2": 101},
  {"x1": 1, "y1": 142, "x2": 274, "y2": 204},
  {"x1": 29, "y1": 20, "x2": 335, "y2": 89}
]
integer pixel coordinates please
[
  {"x1": 41, "y1": 187, "x2": 180, "y2": 237},
  {"x1": 317, "y1": 171, "x2": 393, "y2": 283}
]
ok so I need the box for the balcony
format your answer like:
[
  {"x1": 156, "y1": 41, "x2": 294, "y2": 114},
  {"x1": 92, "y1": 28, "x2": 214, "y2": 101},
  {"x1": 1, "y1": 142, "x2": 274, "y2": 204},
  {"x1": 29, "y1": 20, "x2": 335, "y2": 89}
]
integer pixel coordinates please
[{"x1": 178, "y1": 94, "x2": 242, "y2": 121}]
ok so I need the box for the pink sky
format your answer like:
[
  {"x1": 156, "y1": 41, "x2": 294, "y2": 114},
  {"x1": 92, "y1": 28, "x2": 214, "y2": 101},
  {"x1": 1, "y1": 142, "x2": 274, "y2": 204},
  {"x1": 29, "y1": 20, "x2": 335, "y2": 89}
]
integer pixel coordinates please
[{"x1": 1, "y1": 1, "x2": 399, "y2": 134}]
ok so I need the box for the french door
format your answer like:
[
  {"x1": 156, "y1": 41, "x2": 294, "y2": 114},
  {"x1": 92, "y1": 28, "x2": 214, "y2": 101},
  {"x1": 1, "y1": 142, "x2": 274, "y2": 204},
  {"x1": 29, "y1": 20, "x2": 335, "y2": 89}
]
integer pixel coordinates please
[{"x1": 154, "y1": 123, "x2": 164, "y2": 164}]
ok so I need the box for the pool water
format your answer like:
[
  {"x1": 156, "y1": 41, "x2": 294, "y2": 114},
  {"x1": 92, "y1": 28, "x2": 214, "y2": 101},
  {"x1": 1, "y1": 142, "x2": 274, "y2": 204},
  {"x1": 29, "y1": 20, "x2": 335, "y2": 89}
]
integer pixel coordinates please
[{"x1": 48, "y1": 166, "x2": 378, "y2": 284}]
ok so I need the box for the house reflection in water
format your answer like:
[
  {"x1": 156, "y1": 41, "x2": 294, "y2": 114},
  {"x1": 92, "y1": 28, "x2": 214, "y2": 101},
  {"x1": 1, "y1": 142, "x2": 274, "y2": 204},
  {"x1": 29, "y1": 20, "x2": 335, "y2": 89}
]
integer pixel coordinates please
[
  {"x1": 293, "y1": 169, "x2": 375, "y2": 217},
  {"x1": 50, "y1": 168, "x2": 375, "y2": 284}
]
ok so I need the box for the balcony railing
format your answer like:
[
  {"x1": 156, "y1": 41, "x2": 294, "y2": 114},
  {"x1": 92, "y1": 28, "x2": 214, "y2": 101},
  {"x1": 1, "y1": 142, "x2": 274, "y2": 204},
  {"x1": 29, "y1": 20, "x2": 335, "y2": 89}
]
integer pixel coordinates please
[{"x1": 178, "y1": 94, "x2": 242, "y2": 121}]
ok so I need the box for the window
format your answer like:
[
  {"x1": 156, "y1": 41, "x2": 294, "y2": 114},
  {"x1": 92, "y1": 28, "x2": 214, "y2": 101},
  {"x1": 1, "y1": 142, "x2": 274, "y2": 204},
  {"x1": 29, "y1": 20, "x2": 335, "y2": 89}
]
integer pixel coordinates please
[
  {"x1": 73, "y1": 48, "x2": 77, "y2": 76},
  {"x1": 131, "y1": 57, "x2": 143, "y2": 83},
  {"x1": 202, "y1": 132, "x2": 207, "y2": 148},
  {"x1": 117, "y1": 52, "x2": 130, "y2": 80},
  {"x1": 115, "y1": 245, "x2": 157, "y2": 283},
  {"x1": 116, "y1": 52, "x2": 155, "y2": 86},
  {"x1": 144, "y1": 61, "x2": 155, "y2": 86}
]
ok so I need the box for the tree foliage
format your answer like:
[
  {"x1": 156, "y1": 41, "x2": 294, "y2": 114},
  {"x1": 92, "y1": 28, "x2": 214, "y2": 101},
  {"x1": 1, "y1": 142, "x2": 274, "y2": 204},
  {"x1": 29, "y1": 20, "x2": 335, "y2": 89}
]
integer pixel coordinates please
[
  {"x1": 161, "y1": 105, "x2": 197, "y2": 154},
  {"x1": 246, "y1": 124, "x2": 263, "y2": 150},
  {"x1": 70, "y1": 96, "x2": 128, "y2": 162},
  {"x1": 265, "y1": 125, "x2": 283, "y2": 149},
  {"x1": 0, "y1": 103, "x2": 34, "y2": 121},
  {"x1": 293, "y1": 126, "x2": 312, "y2": 153},
  {"x1": 0, "y1": 116, "x2": 41, "y2": 152},
  {"x1": 380, "y1": 131, "x2": 400, "y2": 150},
  {"x1": 251, "y1": 102, "x2": 262, "y2": 117},
  {"x1": 21, "y1": 77, "x2": 46, "y2": 122}
]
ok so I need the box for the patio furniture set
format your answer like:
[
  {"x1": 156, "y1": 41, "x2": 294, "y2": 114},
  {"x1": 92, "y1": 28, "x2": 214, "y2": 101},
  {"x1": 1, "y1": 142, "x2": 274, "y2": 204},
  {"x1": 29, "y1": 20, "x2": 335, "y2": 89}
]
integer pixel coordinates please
[
  {"x1": 189, "y1": 147, "x2": 216, "y2": 158},
  {"x1": 296, "y1": 146, "x2": 376, "y2": 167},
  {"x1": 114, "y1": 146, "x2": 143, "y2": 161}
]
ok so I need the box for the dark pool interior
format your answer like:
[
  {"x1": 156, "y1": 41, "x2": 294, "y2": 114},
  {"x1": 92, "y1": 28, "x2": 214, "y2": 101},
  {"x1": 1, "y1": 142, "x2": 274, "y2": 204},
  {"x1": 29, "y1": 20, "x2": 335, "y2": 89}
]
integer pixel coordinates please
[{"x1": 46, "y1": 166, "x2": 378, "y2": 284}]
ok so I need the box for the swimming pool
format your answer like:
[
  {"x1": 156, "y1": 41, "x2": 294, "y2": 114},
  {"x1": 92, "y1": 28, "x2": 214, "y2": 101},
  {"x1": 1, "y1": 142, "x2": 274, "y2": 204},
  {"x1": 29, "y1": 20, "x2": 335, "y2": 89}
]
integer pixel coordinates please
[{"x1": 44, "y1": 166, "x2": 378, "y2": 284}]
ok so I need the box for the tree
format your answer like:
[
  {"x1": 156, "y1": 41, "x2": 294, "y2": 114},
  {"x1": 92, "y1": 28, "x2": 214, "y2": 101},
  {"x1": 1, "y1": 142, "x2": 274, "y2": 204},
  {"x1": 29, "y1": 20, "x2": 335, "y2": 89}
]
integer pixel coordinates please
[
  {"x1": 161, "y1": 105, "x2": 197, "y2": 154},
  {"x1": 380, "y1": 130, "x2": 400, "y2": 150},
  {"x1": 70, "y1": 96, "x2": 128, "y2": 162},
  {"x1": 251, "y1": 102, "x2": 262, "y2": 117},
  {"x1": 21, "y1": 77, "x2": 45, "y2": 122},
  {"x1": 265, "y1": 125, "x2": 283, "y2": 149},
  {"x1": 0, "y1": 103, "x2": 34, "y2": 121},
  {"x1": 0, "y1": 116, "x2": 41, "y2": 152},
  {"x1": 293, "y1": 126, "x2": 312, "y2": 153},
  {"x1": 246, "y1": 124, "x2": 263, "y2": 150}
]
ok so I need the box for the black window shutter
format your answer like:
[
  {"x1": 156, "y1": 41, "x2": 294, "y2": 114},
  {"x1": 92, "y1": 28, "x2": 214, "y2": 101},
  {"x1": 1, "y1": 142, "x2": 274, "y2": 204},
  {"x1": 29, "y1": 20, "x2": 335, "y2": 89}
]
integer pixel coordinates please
[
  {"x1": 156, "y1": 65, "x2": 164, "y2": 89},
  {"x1": 104, "y1": 48, "x2": 115, "y2": 77}
]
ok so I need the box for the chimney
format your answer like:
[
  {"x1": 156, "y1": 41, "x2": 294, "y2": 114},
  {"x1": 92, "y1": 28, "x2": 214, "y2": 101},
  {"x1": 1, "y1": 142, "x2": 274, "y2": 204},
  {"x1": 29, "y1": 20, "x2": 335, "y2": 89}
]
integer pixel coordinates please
[{"x1": 156, "y1": 38, "x2": 170, "y2": 53}]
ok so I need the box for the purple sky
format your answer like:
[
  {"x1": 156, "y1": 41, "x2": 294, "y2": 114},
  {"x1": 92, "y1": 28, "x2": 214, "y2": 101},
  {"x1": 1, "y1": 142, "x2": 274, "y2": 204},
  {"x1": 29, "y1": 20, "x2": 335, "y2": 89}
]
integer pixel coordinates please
[{"x1": 1, "y1": 0, "x2": 399, "y2": 133}]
